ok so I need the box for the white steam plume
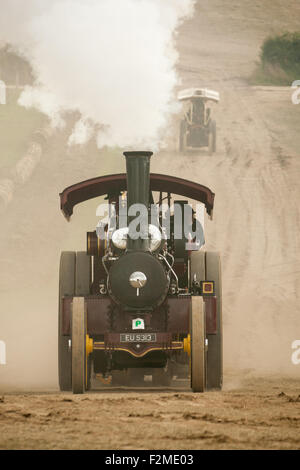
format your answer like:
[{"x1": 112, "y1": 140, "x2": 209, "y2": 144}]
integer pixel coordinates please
[{"x1": 0, "y1": 0, "x2": 195, "y2": 149}]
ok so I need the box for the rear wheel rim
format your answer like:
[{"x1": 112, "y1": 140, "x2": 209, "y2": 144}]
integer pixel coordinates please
[
  {"x1": 191, "y1": 296, "x2": 206, "y2": 392},
  {"x1": 72, "y1": 297, "x2": 86, "y2": 394},
  {"x1": 205, "y1": 252, "x2": 223, "y2": 389}
]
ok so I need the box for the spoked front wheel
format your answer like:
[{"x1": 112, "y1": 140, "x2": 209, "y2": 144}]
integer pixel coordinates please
[{"x1": 72, "y1": 297, "x2": 87, "y2": 394}]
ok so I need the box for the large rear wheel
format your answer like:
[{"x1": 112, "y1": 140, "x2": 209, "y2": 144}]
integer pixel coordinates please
[
  {"x1": 58, "y1": 252, "x2": 75, "y2": 391},
  {"x1": 206, "y1": 251, "x2": 223, "y2": 390},
  {"x1": 71, "y1": 297, "x2": 87, "y2": 394},
  {"x1": 76, "y1": 252, "x2": 91, "y2": 297},
  {"x1": 191, "y1": 296, "x2": 206, "y2": 392}
]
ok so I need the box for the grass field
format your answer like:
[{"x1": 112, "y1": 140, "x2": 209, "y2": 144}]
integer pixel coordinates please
[{"x1": 250, "y1": 32, "x2": 300, "y2": 85}]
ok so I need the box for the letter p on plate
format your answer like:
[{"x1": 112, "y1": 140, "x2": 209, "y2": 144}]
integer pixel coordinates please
[{"x1": 132, "y1": 318, "x2": 145, "y2": 330}]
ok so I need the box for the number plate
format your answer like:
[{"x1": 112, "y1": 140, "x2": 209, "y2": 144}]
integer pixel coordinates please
[{"x1": 120, "y1": 333, "x2": 157, "y2": 343}]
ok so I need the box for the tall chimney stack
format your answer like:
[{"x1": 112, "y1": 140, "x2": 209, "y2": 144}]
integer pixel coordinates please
[{"x1": 123, "y1": 151, "x2": 153, "y2": 251}]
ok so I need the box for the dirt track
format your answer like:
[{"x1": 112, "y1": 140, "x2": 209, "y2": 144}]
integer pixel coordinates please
[
  {"x1": 0, "y1": 376, "x2": 300, "y2": 450},
  {"x1": 0, "y1": 0, "x2": 300, "y2": 450}
]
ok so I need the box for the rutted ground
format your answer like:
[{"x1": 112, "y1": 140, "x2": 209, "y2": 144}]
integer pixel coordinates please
[{"x1": 0, "y1": 376, "x2": 300, "y2": 450}]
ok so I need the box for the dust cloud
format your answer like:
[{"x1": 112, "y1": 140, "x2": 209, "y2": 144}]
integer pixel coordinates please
[
  {"x1": 0, "y1": 0, "x2": 195, "y2": 149},
  {"x1": 0, "y1": 0, "x2": 196, "y2": 392}
]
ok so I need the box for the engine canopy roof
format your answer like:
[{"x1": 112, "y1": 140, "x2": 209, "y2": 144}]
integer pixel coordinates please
[
  {"x1": 178, "y1": 88, "x2": 220, "y2": 103},
  {"x1": 60, "y1": 173, "x2": 215, "y2": 220}
]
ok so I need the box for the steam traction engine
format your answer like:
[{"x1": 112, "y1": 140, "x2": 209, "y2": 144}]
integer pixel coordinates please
[{"x1": 58, "y1": 151, "x2": 222, "y2": 393}]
